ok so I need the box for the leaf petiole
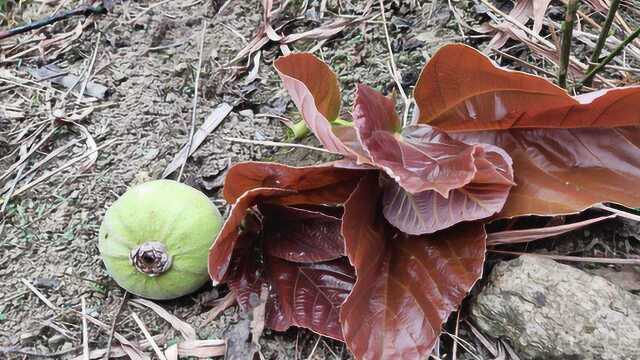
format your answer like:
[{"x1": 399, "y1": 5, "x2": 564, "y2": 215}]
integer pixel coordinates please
[
  {"x1": 332, "y1": 118, "x2": 353, "y2": 127},
  {"x1": 289, "y1": 118, "x2": 353, "y2": 141}
]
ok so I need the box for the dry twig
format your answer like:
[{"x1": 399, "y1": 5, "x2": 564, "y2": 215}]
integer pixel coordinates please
[
  {"x1": 0, "y1": 3, "x2": 107, "y2": 40},
  {"x1": 81, "y1": 296, "x2": 90, "y2": 360},
  {"x1": 223, "y1": 136, "x2": 333, "y2": 154},
  {"x1": 103, "y1": 291, "x2": 128, "y2": 360},
  {"x1": 489, "y1": 250, "x2": 640, "y2": 264},
  {"x1": 177, "y1": 20, "x2": 208, "y2": 182},
  {"x1": 131, "y1": 312, "x2": 167, "y2": 360}
]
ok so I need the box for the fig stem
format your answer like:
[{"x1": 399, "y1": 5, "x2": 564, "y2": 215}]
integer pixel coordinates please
[{"x1": 129, "y1": 242, "x2": 172, "y2": 277}]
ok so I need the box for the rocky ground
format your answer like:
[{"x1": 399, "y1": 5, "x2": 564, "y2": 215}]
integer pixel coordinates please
[{"x1": 1, "y1": 0, "x2": 639, "y2": 359}]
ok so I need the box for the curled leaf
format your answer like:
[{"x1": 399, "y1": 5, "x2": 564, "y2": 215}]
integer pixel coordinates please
[
  {"x1": 382, "y1": 143, "x2": 513, "y2": 234},
  {"x1": 340, "y1": 175, "x2": 487, "y2": 359},
  {"x1": 210, "y1": 163, "x2": 363, "y2": 321},
  {"x1": 354, "y1": 85, "x2": 478, "y2": 196},
  {"x1": 275, "y1": 53, "x2": 365, "y2": 159},
  {"x1": 352, "y1": 85, "x2": 514, "y2": 233}
]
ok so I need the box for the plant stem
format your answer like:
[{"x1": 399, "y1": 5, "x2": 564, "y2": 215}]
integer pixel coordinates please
[
  {"x1": 581, "y1": 26, "x2": 640, "y2": 87},
  {"x1": 583, "y1": 0, "x2": 621, "y2": 87},
  {"x1": 558, "y1": 0, "x2": 579, "y2": 89},
  {"x1": 0, "y1": 3, "x2": 107, "y2": 40},
  {"x1": 290, "y1": 120, "x2": 310, "y2": 140}
]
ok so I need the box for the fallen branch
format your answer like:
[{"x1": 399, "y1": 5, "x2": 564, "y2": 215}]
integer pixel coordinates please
[{"x1": 0, "y1": 3, "x2": 107, "y2": 41}]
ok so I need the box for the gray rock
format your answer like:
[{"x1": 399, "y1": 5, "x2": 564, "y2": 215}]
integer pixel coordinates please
[{"x1": 470, "y1": 255, "x2": 640, "y2": 360}]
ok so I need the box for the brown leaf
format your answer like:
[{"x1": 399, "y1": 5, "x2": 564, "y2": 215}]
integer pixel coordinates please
[
  {"x1": 354, "y1": 85, "x2": 476, "y2": 195},
  {"x1": 415, "y1": 44, "x2": 572, "y2": 131},
  {"x1": 265, "y1": 287, "x2": 292, "y2": 332},
  {"x1": 222, "y1": 161, "x2": 367, "y2": 206},
  {"x1": 381, "y1": 145, "x2": 513, "y2": 234},
  {"x1": 260, "y1": 203, "x2": 345, "y2": 262},
  {"x1": 415, "y1": 44, "x2": 640, "y2": 130},
  {"x1": 211, "y1": 163, "x2": 365, "y2": 312},
  {"x1": 274, "y1": 53, "x2": 368, "y2": 161},
  {"x1": 415, "y1": 44, "x2": 640, "y2": 218},
  {"x1": 352, "y1": 85, "x2": 514, "y2": 233},
  {"x1": 266, "y1": 256, "x2": 355, "y2": 341},
  {"x1": 453, "y1": 128, "x2": 640, "y2": 218},
  {"x1": 209, "y1": 187, "x2": 293, "y2": 283},
  {"x1": 340, "y1": 175, "x2": 486, "y2": 359}
]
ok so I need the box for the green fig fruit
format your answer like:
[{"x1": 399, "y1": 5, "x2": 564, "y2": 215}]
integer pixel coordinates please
[{"x1": 99, "y1": 180, "x2": 222, "y2": 300}]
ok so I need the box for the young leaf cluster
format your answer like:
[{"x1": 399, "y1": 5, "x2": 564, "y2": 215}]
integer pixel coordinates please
[{"x1": 209, "y1": 44, "x2": 640, "y2": 359}]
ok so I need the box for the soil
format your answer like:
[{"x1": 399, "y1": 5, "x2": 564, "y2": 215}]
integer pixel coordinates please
[{"x1": 0, "y1": 0, "x2": 638, "y2": 359}]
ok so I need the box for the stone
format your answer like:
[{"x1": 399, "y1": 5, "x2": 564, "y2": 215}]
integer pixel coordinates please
[{"x1": 470, "y1": 255, "x2": 640, "y2": 360}]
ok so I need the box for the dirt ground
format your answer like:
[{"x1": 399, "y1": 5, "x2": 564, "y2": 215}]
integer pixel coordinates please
[{"x1": 1, "y1": 0, "x2": 639, "y2": 359}]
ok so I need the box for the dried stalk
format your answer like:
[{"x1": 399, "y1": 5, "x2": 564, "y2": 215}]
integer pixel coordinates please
[
  {"x1": 177, "y1": 20, "x2": 208, "y2": 182},
  {"x1": 558, "y1": 0, "x2": 579, "y2": 89}
]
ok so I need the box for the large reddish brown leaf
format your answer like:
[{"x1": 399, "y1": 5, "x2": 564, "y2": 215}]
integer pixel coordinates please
[
  {"x1": 223, "y1": 162, "x2": 366, "y2": 205},
  {"x1": 414, "y1": 44, "x2": 640, "y2": 131},
  {"x1": 340, "y1": 175, "x2": 486, "y2": 359},
  {"x1": 265, "y1": 256, "x2": 355, "y2": 341},
  {"x1": 260, "y1": 203, "x2": 345, "y2": 263},
  {"x1": 274, "y1": 53, "x2": 367, "y2": 160},
  {"x1": 453, "y1": 128, "x2": 640, "y2": 218},
  {"x1": 414, "y1": 44, "x2": 640, "y2": 218},
  {"x1": 209, "y1": 187, "x2": 293, "y2": 283}
]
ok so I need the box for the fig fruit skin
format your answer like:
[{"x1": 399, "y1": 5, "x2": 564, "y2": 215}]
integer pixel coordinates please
[{"x1": 99, "y1": 180, "x2": 222, "y2": 300}]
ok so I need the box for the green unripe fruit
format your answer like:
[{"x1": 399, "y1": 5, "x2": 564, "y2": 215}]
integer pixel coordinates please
[{"x1": 99, "y1": 180, "x2": 222, "y2": 300}]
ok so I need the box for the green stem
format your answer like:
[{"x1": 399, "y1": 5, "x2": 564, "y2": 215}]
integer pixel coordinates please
[
  {"x1": 332, "y1": 118, "x2": 353, "y2": 126},
  {"x1": 290, "y1": 120, "x2": 310, "y2": 140},
  {"x1": 583, "y1": 0, "x2": 621, "y2": 87},
  {"x1": 581, "y1": 26, "x2": 640, "y2": 88},
  {"x1": 558, "y1": 0, "x2": 579, "y2": 89}
]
